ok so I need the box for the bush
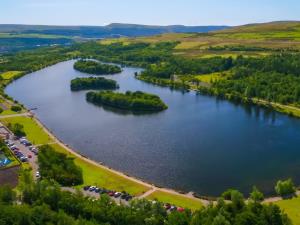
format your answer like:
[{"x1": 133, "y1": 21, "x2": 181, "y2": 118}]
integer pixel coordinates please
[
  {"x1": 7, "y1": 123, "x2": 26, "y2": 138},
  {"x1": 250, "y1": 186, "x2": 264, "y2": 202},
  {"x1": 221, "y1": 189, "x2": 237, "y2": 200},
  {"x1": 11, "y1": 105, "x2": 22, "y2": 112},
  {"x1": 275, "y1": 179, "x2": 296, "y2": 197}
]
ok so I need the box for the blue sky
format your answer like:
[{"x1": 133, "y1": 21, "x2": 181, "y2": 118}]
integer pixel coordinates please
[{"x1": 1, "y1": 0, "x2": 299, "y2": 26}]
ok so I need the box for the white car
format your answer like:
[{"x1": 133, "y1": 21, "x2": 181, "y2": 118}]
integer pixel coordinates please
[{"x1": 36, "y1": 171, "x2": 40, "y2": 178}]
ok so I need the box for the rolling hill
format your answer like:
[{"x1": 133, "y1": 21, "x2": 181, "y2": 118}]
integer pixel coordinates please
[{"x1": 0, "y1": 23, "x2": 229, "y2": 38}]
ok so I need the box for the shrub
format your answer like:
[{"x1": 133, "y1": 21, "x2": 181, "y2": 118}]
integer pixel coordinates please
[
  {"x1": 7, "y1": 123, "x2": 26, "y2": 138},
  {"x1": 11, "y1": 105, "x2": 22, "y2": 112},
  {"x1": 250, "y1": 186, "x2": 264, "y2": 202},
  {"x1": 275, "y1": 179, "x2": 296, "y2": 197}
]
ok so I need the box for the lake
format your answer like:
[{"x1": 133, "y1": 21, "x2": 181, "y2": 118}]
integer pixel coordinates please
[{"x1": 6, "y1": 60, "x2": 300, "y2": 196}]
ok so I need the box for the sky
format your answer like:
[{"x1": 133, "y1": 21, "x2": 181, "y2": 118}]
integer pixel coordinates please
[{"x1": 1, "y1": 0, "x2": 300, "y2": 26}]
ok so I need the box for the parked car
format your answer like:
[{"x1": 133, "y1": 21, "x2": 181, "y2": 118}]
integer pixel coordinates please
[
  {"x1": 100, "y1": 189, "x2": 108, "y2": 194},
  {"x1": 83, "y1": 186, "x2": 90, "y2": 191},
  {"x1": 89, "y1": 186, "x2": 96, "y2": 192},
  {"x1": 125, "y1": 195, "x2": 132, "y2": 201},
  {"x1": 20, "y1": 156, "x2": 28, "y2": 162},
  {"x1": 177, "y1": 207, "x2": 185, "y2": 212},
  {"x1": 7, "y1": 143, "x2": 14, "y2": 147},
  {"x1": 36, "y1": 171, "x2": 40, "y2": 178},
  {"x1": 114, "y1": 192, "x2": 122, "y2": 198},
  {"x1": 170, "y1": 206, "x2": 177, "y2": 211},
  {"x1": 108, "y1": 191, "x2": 115, "y2": 197},
  {"x1": 10, "y1": 146, "x2": 19, "y2": 151},
  {"x1": 121, "y1": 193, "x2": 128, "y2": 199},
  {"x1": 164, "y1": 203, "x2": 171, "y2": 210}
]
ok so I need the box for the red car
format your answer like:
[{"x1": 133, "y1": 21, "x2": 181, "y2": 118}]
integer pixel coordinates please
[
  {"x1": 177, "y1": 207, "x2": 185, "y2": 212},
  {"x1": 28, "y1": 154, "x2": 32, "y2": 159},
  {"x1": 108, "y1": 191, "x2": 115, "y2": 197}
]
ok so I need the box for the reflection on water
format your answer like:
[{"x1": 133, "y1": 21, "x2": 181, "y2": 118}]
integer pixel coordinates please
[{"x1": 5, "y1": 60, "x2": 300, "y2": 196}]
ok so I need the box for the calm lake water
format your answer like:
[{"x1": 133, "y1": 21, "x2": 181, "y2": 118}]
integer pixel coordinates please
[{"x1": 6, "y1": 60, "x2": 300, "y2": 196}]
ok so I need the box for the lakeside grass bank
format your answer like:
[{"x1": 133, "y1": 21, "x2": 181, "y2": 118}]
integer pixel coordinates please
[
  {"x1": 146, "y1": 190, "x2": 204, "y2": 211},
  {"x1": 276, "y1": 197, "x2": 300, "y2": 225}
]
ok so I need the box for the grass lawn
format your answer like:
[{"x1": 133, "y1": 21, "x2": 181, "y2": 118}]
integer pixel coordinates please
[
  {"x1": 196, "y1": 71, "x2": 230, "y2": 84},
  {"x1": 0, "y1": 110, "x2": 19, "y2": 116},
  {"x1": 0, "y1": 71, "x2": 22, "y2": 80},
  {"x1": 146, "y1": 190, "x2": 203, "y2": 211},
  {"x1": 46, "y1": 143, "x2": 150, "y2": 196},
  {"x1": 276, "y1": 197, "x2": 300, "y2": 225},
  {"x1": 0, "y1": 116, "x2": 53, "y2": 145}
]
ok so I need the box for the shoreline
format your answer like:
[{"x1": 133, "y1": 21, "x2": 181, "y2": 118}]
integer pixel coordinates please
[
  {"x1": 30, "y1": 113, "x2": 210, "y2": 205},
  {"x1": 137, "y1": 75, "x2": 300, "y2": 118}
]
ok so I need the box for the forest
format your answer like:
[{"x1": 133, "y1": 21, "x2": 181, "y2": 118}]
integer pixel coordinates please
[
  {"x1": 86, "y1": 90, "x2": 168, "y2": 112},
  {"x1": 74, "y1": 60, "x2": 122, "y2": 75},
  {"x1": 0, "y1": 178, "x2": 291, "y2": 225},
  {"x1": 198, "y1": 54, "x2": 300, "y2": 107},
  {"x1": 70, "y1": 77, "x2": 119, "y2": 91}
]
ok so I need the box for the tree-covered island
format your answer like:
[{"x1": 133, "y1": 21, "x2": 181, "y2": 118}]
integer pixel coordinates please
[
  {"x1": 74, "y1": 60, "x2": 122, "y2": 75},
  {"x1": 86, "y1": 91, "x2": 168, "y2": 112},
  {"x1": 70, "y1": 77, "x2": 119, "y2": 91}
]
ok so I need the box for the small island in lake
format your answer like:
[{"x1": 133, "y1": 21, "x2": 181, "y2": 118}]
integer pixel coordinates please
[
  {"x1": 71, "y1": 77, "x2": 119, "y2": 91},
  {"x1": 86, "y1": 91, "x2": 168, "y2": 112},
  {"x1": 74, "y1": 60, "x2": 122, "y2": 75}
]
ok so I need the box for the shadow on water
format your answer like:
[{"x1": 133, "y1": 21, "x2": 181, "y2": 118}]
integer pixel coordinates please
[{"x1": 86, "y1": 101, "x2": 166, "y2": 116}]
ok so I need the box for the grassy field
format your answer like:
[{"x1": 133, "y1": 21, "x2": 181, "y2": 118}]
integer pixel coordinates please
[
  {"x1": 0, "y1": 71, "x2": 23, "y2": 80},
  {"x1": 100, "y1": 21, "x2": 300, "y2": 59},
  {"x1": 49, "y1": 143, "x2": 150, "y2": 196},
  {"x1": 0, "y1": 110, "x2": 19, "y2": 116},
  {"x1": 146, "y1": 190, "x2": 203, "y2": 211},
  {"x1": 195, "y1": 71, "x2": 231, "y2": 83},
  {"x1": 0, "y1": 116, "x2": 53, "y2": 145},
  {"x1": 276, "y1": 197, "x2": 300, "y2": 225}
]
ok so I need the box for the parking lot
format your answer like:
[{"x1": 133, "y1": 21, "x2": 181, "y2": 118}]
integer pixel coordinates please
[{"x1": 5, "y1": 135, "x2": 40, "y2": 179}]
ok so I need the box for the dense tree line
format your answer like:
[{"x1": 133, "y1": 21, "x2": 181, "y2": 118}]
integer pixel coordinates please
[
  {"x1": 86, "y1": 91, "x2": 168, "y2": 112},
  {"x1": 0, "y1": 46, "x2": 71, "y2": 73},
  {"x1": 38, "y1": 145, "x2": 83, "y2": 186},
  {"x1": 74, "y1": 60, "x2": 121, "y2": 75},
  {"x1": 199, "y1": 54, "x2": 300, "y2": 107},
  {"x1": 70, "y1": 77, "x2": 119, "y2": 91},
  {"x1": 0, "y1": 179, "x2": 291, "y2": 225}
]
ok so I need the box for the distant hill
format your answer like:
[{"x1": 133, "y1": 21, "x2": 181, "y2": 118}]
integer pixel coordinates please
[
  {"x1": 214, "y1": 21, "x2": 300, "y2": 34},
  {"x1": 0, "y1": 23, "x2": 229, "y2": 38}
]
